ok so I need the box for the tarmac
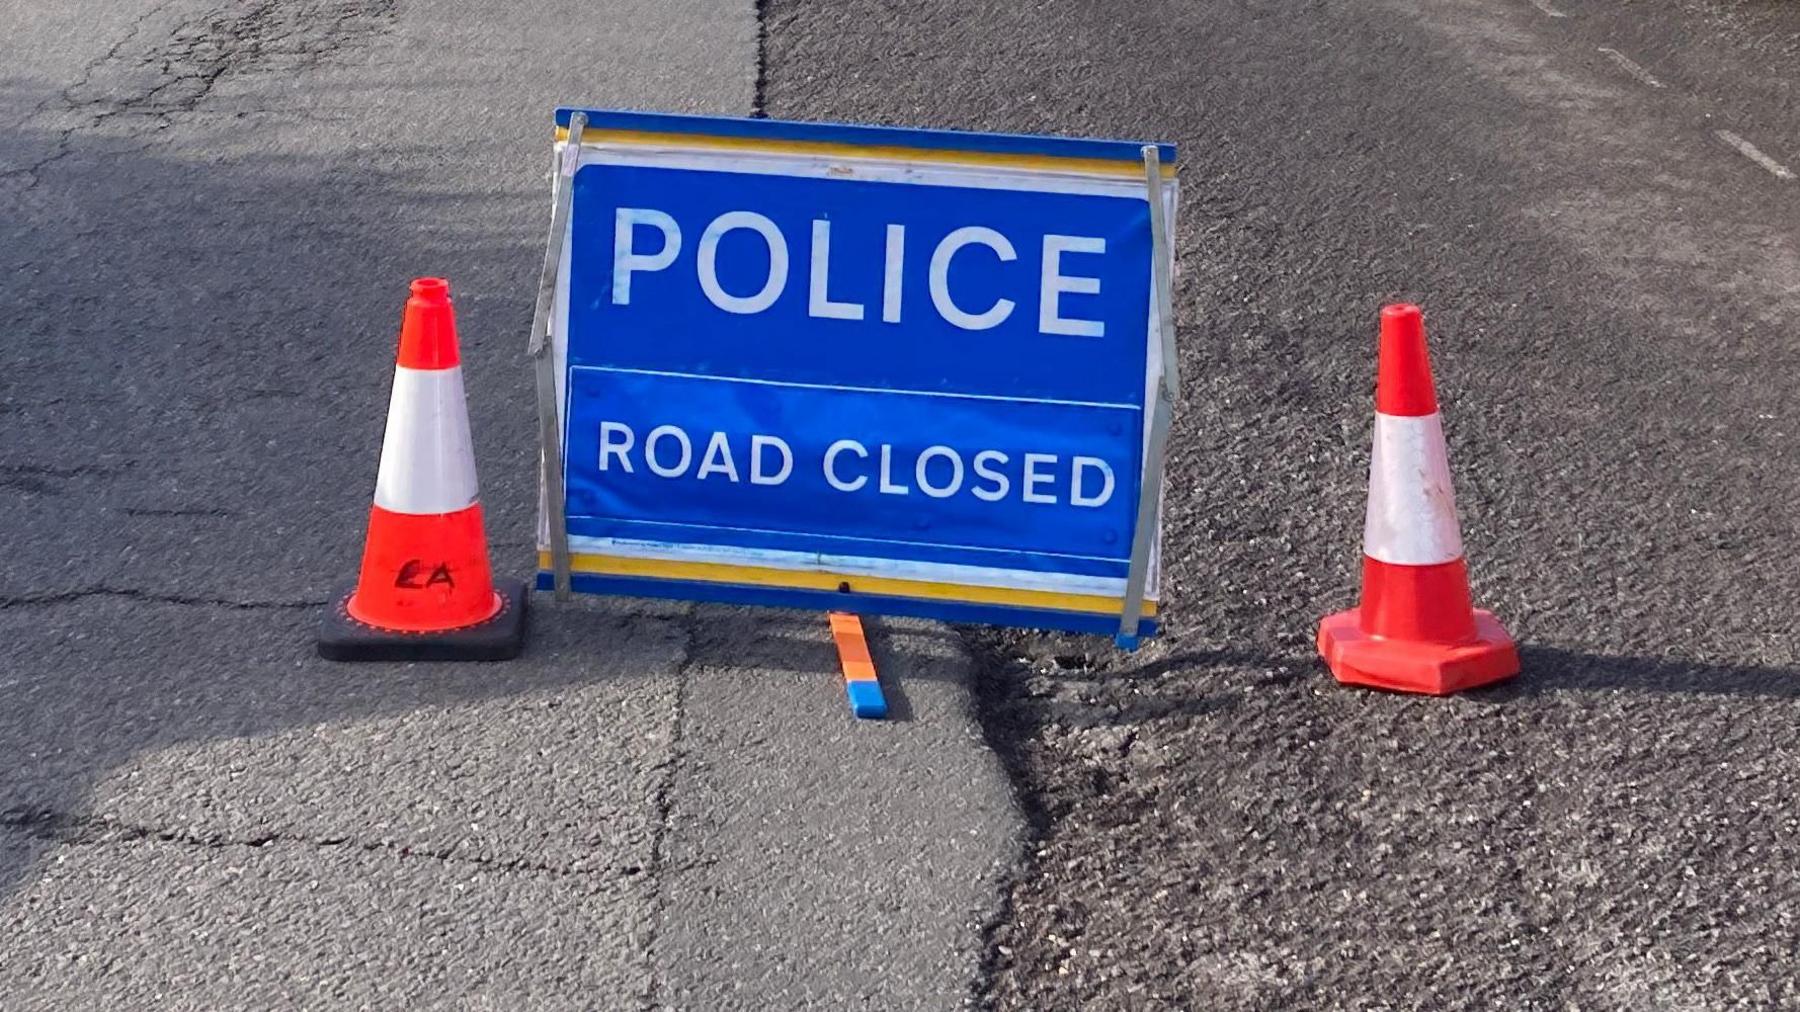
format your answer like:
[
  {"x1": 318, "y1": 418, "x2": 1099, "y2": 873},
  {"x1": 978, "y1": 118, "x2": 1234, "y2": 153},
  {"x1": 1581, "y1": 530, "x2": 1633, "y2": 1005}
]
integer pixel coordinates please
[
  {"x1": 0, "y1": 1, "x2": 1019, "y2": 1007},
  {"x1": 764, "y1": 0, "x2": 1800, "y2": 1007}
]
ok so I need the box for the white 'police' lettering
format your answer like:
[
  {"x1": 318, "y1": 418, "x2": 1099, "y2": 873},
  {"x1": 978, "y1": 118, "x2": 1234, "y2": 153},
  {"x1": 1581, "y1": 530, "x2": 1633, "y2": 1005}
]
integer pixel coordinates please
[
  {"x1": 610, "y1": 209, "x2": 1105, "y2": 337},
  {"x1": 929, "y1": 226, "x2": 1016, "y2": 331},
  {"x1": 697, "y1": 211, "x2": 787, "y2": 314}
]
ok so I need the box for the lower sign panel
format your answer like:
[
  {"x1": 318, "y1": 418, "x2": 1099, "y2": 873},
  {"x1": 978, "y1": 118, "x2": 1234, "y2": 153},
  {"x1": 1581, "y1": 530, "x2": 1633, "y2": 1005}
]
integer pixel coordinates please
[
  {"x1": 550, "y1": 367, "x2": 1157, "y2": 635},
  {"x1": 564, "y1": 367, "x2": 1139, "y2": 578}
]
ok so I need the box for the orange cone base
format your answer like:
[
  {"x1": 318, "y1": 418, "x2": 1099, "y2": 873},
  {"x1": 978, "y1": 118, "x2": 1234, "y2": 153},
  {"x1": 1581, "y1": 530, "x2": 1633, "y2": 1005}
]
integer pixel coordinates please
[
  {"x1": 317, "y1": 578, "x2": 528, "y2": 662},
  {"x1": 1317, "y1": 608, "x2": 1519, "y2": 696}
]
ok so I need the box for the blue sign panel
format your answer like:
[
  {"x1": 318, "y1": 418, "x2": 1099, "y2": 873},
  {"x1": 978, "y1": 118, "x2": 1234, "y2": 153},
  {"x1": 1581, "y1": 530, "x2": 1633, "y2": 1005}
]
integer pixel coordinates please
[{"x1": 541, "y1": 109, "x2": 1176, "y2": 636}]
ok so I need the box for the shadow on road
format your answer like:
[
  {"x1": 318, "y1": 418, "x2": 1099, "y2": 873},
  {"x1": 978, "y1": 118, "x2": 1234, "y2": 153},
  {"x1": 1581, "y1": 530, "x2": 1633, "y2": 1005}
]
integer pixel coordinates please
[
  {"x1": 0, "y1": 101, "x2": 1006, "y2": 913},
  {"x1": 1494, "y1": 643, "x2": 1800, "y2": 699},
  {"x1": 0, "y1": 110, "x2": 616, "y2": 904},
  {"x1": 972, "y1": 638, "x2": 1800, "y2": 734}
]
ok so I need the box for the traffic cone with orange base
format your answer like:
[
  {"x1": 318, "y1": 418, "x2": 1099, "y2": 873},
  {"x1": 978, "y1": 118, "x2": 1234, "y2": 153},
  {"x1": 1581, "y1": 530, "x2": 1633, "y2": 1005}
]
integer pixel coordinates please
[
  {"x1": 318, "y1": 278, "x2": 527, "y2": 661},
  {"x1": 1316, "y1": 304, "x2": 1517, "y2": 695}
]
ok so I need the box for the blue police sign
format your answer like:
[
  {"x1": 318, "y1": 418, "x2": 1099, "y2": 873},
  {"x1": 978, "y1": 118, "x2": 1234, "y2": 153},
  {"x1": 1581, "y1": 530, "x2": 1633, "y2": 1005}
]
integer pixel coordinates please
[{"x1": 534, "y1": 109, "x2": 1178, "y2": 639}]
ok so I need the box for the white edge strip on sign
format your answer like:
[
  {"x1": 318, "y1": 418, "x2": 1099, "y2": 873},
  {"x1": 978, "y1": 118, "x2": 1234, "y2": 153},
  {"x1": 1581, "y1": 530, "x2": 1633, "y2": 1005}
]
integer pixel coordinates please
[
  {"x1": 1140, "y1": 176, "x2": 1178, "y2": 602},
  {"x1": 570, "y1": 365, "x2": 1140, "y2": 412},
  {"x1": 557, "y1": 533, "x2": 1141, "y2": 599},
  {"x1": 1362, "y1": 412, "x2": 1465, "y2": 566},
  {"x1": 374, "y1": 366, "x2": 481, "y2": 516},
  {"x1": 563, "y1": 515, "x2": 1126, "y2": 565},
  {"x1": 552, "y1": 195, "x2": 575, "y2": 540}
]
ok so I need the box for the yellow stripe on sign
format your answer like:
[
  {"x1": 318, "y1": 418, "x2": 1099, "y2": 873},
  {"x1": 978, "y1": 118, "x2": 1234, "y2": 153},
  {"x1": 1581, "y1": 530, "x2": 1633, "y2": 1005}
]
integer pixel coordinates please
[
  {"x1": 552, "y1": 127, "x2": 1179, "y2": 180},
  {"x1": 538, "y1": 551, "x2": 1157, "y2": 618}
]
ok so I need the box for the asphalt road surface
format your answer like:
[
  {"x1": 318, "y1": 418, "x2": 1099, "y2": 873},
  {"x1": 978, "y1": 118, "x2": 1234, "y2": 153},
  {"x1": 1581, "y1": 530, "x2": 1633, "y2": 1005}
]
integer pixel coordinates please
[
  {"x1": 0, "y1": 2, "x2": 1016, "y2": 1008},
  {"x1": 766, "y1": 0, "x2": 1800, "y2": 1008},
  {"x1": 7, "y1": 0, "x2": 1800, "y2": 1009}
]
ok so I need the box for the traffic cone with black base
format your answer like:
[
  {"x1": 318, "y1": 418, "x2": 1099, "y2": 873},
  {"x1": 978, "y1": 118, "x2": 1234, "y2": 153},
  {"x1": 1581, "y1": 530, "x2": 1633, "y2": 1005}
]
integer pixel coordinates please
[
  {"x1": 1317, "y1": 304, "x2": 1517, "y2": 695},
  {"x1": 318, "y1": 278, "x2": 527, "y2": 662}
]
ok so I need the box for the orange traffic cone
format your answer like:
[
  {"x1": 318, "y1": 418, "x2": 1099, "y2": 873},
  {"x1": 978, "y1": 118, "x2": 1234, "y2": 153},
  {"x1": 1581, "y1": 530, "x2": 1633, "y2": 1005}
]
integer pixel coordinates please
[
  {"x1": 1316, "y1": 304, "x2": 1517, "y2": 695},
  {"x1": 318, "y1": 277, "x2": 527, "y2": 661}
]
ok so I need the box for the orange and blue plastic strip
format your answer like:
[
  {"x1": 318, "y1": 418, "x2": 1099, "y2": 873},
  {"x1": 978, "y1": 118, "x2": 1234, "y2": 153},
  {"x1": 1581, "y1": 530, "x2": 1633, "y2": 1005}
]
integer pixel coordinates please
[{"x1": 829, "y1": 612, "x2": 888, "y2": 720}]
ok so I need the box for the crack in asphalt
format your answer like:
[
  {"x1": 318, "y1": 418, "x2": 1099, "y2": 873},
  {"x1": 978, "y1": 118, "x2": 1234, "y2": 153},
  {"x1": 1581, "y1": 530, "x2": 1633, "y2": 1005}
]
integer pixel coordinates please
[
  {"x1": 0, "y1": 464, "x2": 117, "y2": 478},
  {"x1": 0, "y1": 588, "x2": 326, "y2": 611},
  {"x1": 753, "y1": 0, "x2": 773, "y2": 118},
  {"x1": 961, "y1": 627, "x2": 1054, "y2": 1011},
  {"x1": 0, "y1": 807, "x2": 656, "y2": 880},
  {"x1": 0, "y1": 463, "x2": 117, "y2": 494},
  {"x1": 6, "y1": 0, "x2": 398, "y2": 188},
  {"x1": 636, "y1": 609, "x2": 697, "y2": 1012},
  {"x1": 4, "y1": 0, "x2": 179, "y2": 187}
]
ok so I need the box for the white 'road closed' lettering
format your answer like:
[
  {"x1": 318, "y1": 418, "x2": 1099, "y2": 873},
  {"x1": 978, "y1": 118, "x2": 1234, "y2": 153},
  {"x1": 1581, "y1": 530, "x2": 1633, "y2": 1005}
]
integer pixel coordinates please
[
  {"x1": 611, "y1": 424, "x2": 798, "y2": 485},
  {"x1": 608, "y1": 209, "x2": 1106, "y2": 336},
  {"x1": 596, "y1": 422, "x2": 1117, "y2": 509},
  {"x1": 697, "y1": 430, "x2": 739, "y2": 482},
  {"x1": 915, "y1": 445, "x2": 964, "y2": 498},
  {"x1": 1070, "y1": 456, "x2": 1114, "y2": 507},
  {"x1": 878, "y1": 444, "x2": 911, "y2": 495},
  {"x1": 972, "y1": 450, "x2": 1010, "y2": 501},
  {"x1": 824, "y1": 439, "x2": 868, "y2": 491},
  {"x1": 750, "y1": 434, "x2": 793, "y2": 485},
  {"x1": 599, "y1": 420, "x2": 636, "y2": 472},
  {"x1": 1022, "y1": 453, "x2": 1058, "y2": 504},
  {"x1": 645, "y1": 425, "x2": 693, "y2": 478}
]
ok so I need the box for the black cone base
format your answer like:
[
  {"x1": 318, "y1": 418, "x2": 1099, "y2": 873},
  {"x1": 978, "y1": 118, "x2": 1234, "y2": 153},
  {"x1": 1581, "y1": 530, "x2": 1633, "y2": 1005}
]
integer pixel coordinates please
[{"x1": 317, "y1": 579, "x2": 528, "y2": 662}]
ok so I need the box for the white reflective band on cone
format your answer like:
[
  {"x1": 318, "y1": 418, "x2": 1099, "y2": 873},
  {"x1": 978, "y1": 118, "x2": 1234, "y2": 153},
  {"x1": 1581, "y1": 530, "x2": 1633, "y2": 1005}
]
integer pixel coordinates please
[
  {"x1": 1362, "y1": 412, "x2": 1465, "y2": 566},
  {"x1": 372, "y1": 365, "x2": 481, "y2": 515}
]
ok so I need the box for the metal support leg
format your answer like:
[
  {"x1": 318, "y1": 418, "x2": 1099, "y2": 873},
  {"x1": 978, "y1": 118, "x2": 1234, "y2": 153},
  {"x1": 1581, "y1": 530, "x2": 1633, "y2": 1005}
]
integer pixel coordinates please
[
  {"x1": 1142, "y1": 145, "x2": 1180, "y2": 404},
  {"x1": 528, "y1": 111, "x2": 586, "y2": 601},
  {"x1": 1117, "y1": 392, "x2": 1172, "y2": 649},
  {"x1": 1118, "y1": 144, "x2": 1180, "y2": 647}
]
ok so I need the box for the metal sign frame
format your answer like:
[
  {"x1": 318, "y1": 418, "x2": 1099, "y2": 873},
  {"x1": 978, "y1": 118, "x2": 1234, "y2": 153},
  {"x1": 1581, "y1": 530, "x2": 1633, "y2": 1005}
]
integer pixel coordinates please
[
  {"x1": 528, "y1": 110, "x2": 586, "y2": 601},
  {"x1": 1116, "y1": 144, "x2": 1180, "y2": 648}
]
